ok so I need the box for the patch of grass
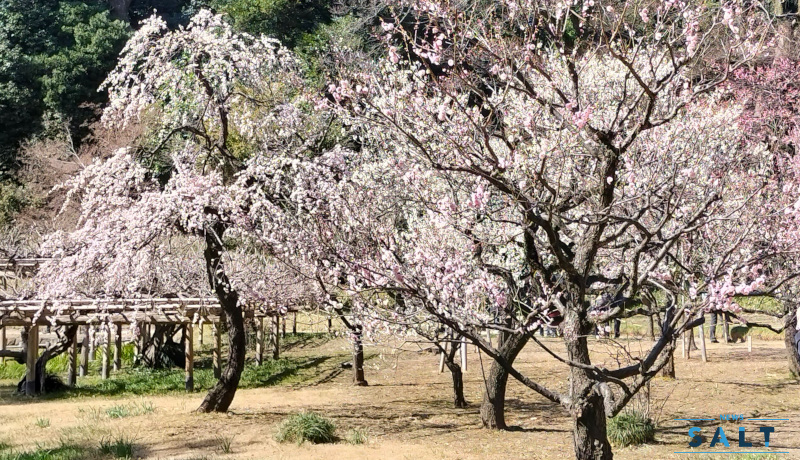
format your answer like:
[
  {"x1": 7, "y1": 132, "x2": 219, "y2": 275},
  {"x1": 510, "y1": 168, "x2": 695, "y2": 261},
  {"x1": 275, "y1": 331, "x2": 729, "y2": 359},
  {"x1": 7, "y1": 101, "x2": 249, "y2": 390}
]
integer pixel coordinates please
[
  {"x1": 105, "y1": 400, "x2": 155, "y2": 419},
  {"x1": 607, "y1": 410, "x2": 655, "y2": 447},
  {"x1": 0, "y1": 361, "x2": 26, "y2": 380},
  {"x1": 34, "y1": 418, "x2": 50, "y2": 429},
  {"x1": 344, "y1": 428, "x2": 367, "y2": 445},
  {"x1": 0, "y1": 444, "x2": 88, "y2": 460},
  {"x1": 98, "y1": 435, "x2": 134, "y2": 458},
  {"x1": 215, "y1": 435, "x2": 235, "y2": 454},
  {"x1": 275, "y1": 411, "x2": 337, "y2": 445},
  {"x1": 0, "y1": 442, "x2": 10, "y2": 451},
  {"x1": 76, "y1": 407, "x2": 104, "y2": 423}
]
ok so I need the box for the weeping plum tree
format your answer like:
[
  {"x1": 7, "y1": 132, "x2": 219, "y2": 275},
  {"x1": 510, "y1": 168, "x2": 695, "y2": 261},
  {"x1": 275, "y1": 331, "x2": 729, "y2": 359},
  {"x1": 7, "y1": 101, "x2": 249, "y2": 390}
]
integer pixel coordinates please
[
  {"x1": 312, "y1": 1, "x2": 789, "y2": 458},
  {"x1": 32, "y1": 11, "x2": 324, "y2": 412}
]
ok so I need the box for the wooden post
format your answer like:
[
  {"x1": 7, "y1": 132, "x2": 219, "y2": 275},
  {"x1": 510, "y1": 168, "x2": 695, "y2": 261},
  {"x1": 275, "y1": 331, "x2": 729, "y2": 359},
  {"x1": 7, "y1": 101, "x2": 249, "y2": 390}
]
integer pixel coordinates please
[
  {"x1": 281, "y1": 315, "x2": 286, "y2": 339},
  {"x1": 198, "y1": 322, "x2": 204, "y2": 347},
  {"x1": 102, "y1": 326, "x2": 110, "y2": 379},
  {"x1": 292, "y1": 312, "x2": 297, "y2": 335},
  {"x1": 256, "y1": 318, "x2": 264, "y2": 366},
  {"x1": 327, "y1": 315, "x2": 332, "y2": 334},
  {"x1": 699, "y1": 323, "x2": 708, "y2": 363},
  {"x1": 113, "y1": 324, "x2": 122, "y2": 371},
  {"x1": 213, "y1": 322, "x2": 222, "y2": 379},
  {"x1": 681, "y1": 331, "x2": 687, "y2": 358},
  {"x1": 185, "y1": 324, "x2": 194, "y2": 392},
  {"x1": 88, "y1": 326, "x2": 96, "y2": 361},
  {"x1": 0, "y1": 326, "x2": 6, "y2": 364},
  {"x1": 460, "y1": 336, "x2": 467, "y2": 372},
  {"x1": 747, "y1": 334, "x2": 752, "y2": 353},
  {"x1": 79, "y1": 325, "x2": 89, "y2": 377},
  {"x1": 67, "y1": 326, "x2": 78, "y2": 387},
  {"x1": 438, "y1": 340, "x2": 447, "y2": 373},
  {"x1": 722, "y1": 313, "x2": 731, "y2": 343},
  {"x1": 25, "y1": 325, "x2": 38, "y2": 396},
  {"x1": 271, "y1": 316, "x2": 280, "y2": 360}
]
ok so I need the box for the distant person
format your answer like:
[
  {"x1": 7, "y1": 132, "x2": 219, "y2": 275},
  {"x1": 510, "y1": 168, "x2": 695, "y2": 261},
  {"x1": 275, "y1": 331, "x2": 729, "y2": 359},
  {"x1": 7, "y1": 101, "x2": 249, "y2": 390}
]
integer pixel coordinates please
[{"x1": 708, "y1": 310, "x2": 731, "y2": 343}]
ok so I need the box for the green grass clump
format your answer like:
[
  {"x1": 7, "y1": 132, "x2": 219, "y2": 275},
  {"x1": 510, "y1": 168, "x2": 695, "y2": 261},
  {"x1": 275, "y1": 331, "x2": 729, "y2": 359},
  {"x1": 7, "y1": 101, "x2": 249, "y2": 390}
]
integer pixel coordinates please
[
  {"x1": 34, "y1": 418, "x2": 50, "y2": 429},
  {"x1": 607, "y1": 410, "x2": 655, "y2": 447},
  {"x1": 105, "y1": 400, "x2": 155, "y2": 419},
  {"x1": 275, "y1": 412, "x2": 337, "y2": 445},
  {"x1": 344, "y1": 428, "x2": 367, "y2": 445},
  {"x1": 0, "y1": 444, "x2": 88, "y2": 460},
  {"x1": 98, "y1": 435, "x2": 134, "y2": 458},
  {"x1": 215, "y1": 434, "x2": 235, "y2": 454}
]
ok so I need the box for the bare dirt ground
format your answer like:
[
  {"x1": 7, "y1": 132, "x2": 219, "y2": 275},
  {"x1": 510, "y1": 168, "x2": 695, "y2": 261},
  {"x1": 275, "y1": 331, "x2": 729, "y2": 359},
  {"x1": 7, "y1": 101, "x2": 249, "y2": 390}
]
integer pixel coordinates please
[{"x1": 0, "y1": 334, "x2": 798, "y2": 460}]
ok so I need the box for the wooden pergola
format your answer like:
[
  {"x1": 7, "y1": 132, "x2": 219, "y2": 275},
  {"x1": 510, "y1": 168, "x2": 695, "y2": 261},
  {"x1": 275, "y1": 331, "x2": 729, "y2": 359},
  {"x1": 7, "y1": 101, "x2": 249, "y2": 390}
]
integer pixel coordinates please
[
  {"x1": 0, "y1": 297, "x2": 297, "y2": 396},
  {"x1": 0, "y1": 258, "x2": 301, "y2": 396}
]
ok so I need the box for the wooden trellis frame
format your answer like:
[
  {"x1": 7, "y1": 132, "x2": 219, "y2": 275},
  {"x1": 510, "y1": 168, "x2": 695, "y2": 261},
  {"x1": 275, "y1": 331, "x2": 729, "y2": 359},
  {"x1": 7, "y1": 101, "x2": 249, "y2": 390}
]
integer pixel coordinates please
[{"x1": 0, "y1": 298, "x2": 297, "y2": 396}]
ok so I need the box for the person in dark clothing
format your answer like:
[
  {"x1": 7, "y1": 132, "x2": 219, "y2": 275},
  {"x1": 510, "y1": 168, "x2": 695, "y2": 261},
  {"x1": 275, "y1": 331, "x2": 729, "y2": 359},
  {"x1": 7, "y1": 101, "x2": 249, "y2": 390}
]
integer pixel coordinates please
[{"x1": 709, "y1": 311, "x2": 719, "y2": 343}]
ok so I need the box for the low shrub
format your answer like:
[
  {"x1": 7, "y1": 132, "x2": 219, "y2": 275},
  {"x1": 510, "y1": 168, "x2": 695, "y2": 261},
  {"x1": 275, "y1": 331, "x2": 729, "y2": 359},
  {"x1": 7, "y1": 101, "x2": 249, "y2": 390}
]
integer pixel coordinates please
[
  {"x1": 607, "y1": 410, "x2": 655, "y2": 447},
  {"x1": 275, "y1": 411, "x2": 336, "y2": 444}
]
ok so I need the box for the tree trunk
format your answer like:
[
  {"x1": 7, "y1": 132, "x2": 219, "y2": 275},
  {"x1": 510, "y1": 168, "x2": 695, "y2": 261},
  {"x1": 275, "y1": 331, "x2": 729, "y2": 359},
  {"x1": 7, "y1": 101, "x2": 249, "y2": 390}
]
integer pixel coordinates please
[
  {"x1": 564, "y1": 311, "x2": 613, "y2": 460},
  {"x1": 443, "y1": 340, "x2": 467, "y2": 408},
  {"x1": 786, "y1": 313, "x2": 800, "y2": 379},
  {"x1": 480, "y1": 333, "x2": 529, "y2": 429},
  {"x1": 197, "y1": 223, "x2": 246, "y2": 413},
  {"x1": 138, "y1": 324, "x2": 184, "y2": 368},
  {"x1": 17, "y1": 325, "x2": 78, "y2": 394},
  {"x1": 573, "y1": 393, "x2": 613, "y2": 460},
  {"x1": 353, "y1": 326, "x2": 368, "y2": 386}
]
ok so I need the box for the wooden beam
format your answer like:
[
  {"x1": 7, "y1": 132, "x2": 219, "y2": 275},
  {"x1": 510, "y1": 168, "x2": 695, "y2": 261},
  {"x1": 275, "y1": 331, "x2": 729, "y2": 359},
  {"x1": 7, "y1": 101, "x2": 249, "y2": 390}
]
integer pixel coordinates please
[
  {"x1": 699, "y1": 323, "x2": 708, "y2": 363},
  {"x1": 25, "y1": 325, "x2": 38, "y2": 396},
  {"x1": 102, "y1": 326, "x2": 110, "y2": 379},
  {"x1": 67, "y1": 326, "x2": 77, "y2": 387},
  {"x1": 213, "y1": 322, "x2": 222, "y2": 379},
  {"x1": 185, "y1": 324, "x2": 194, "y2": 392},
  {"x1": 89, "y1": 327, "x2": 96, "y2": 362},
  {"x1": 460, "y1": 336, "x2": 467, "y2": 372},
  {"x1": 113, "y1": 324, "x2": 122, "y2": 371},
  {"x1": 79, "y1": 325, "x2": 89, "y2": 377},
  {"x1": 256, "y1": 318, "x2": 264, "y2": 366},
  {"x1": 0, "y1": 326, "x2": 5, "y2": 364},
  {"x1": 438, "y1": 340, "x2": 446, "y2": 373},
  {"x1": 292, "y1": 312, "x2": 297, "y2": 335}
]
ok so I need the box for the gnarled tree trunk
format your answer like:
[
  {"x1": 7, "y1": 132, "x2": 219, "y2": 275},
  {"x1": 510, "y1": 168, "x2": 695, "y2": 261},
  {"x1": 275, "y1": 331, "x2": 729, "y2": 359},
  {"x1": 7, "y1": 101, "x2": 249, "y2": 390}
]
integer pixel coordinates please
[
  {"x1": 197, "y1": 223, "x2": 245, "y2": 413},
  {"x1": 480, "y1": 333, "x2": 529, "y2": 429},
  {"x1": 16, "y1": 325, "x2": 79, "y2": 394},
  {"x1": 786, "y1": 313, "x2": 800, "y2": 379},
  {"x1": 564, "y1": 311, "x2": 613, "y2": 460},
  {"x1": 441, "y1": 337, "x2": 467, "y2": 408},
  {"x1": 138, "y1": 324, "x2": 185, "y2": 368}
]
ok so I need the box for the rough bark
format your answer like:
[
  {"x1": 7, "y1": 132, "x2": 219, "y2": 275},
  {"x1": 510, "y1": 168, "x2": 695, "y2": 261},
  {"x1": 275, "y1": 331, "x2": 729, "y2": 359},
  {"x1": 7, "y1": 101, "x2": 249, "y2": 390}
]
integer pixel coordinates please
[
  {"x1": 197, "y1": 223, "x2": 246, "y2": 413},
  {"x1": 564, "y1": 311, "x2": 613, "y2": 460},
  {"x1": 442, "y1": 339, "x2": 467, "y2": 408},
  {"x1": 786, "y1": 314, "x2": 800, "y2": 379},
  {"x1": 660, "y1": 350, "x2": 676, "y2": 378},
  {"x1": 480, "y1": 333, "x2": 529, "y2": 429}
]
